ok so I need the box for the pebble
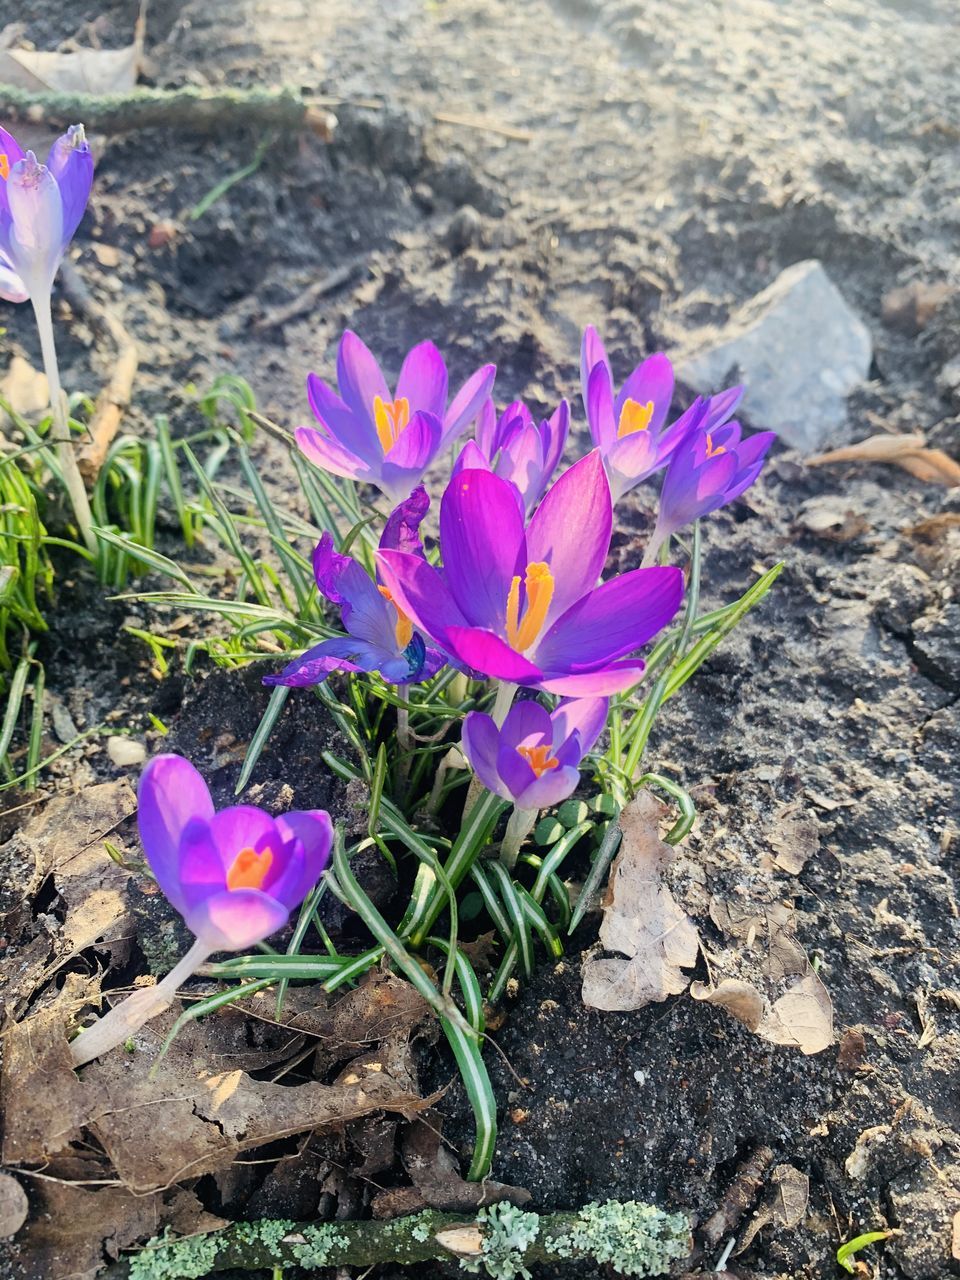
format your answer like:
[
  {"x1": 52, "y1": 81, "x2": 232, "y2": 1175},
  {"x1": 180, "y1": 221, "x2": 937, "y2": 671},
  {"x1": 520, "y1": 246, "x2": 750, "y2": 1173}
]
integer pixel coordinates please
[
  {"x1": 107, "y1": 737, "x2": 147, "y2": 767},
  {"x1": 678, "y1": 259, "x2": 872, "y2": 454}
]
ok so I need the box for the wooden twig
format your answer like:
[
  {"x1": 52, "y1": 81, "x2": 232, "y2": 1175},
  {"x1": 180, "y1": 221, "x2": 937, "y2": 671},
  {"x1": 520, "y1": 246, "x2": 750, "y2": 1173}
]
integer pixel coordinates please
[
  {"x1": 99, "y1": 1200, "x2": 690, "y2": 1278},
  {"x1": 253, "y1": 257, "x2": 368, "y2": 331},
  {"x1": 0, "y1": 85, "x2": 336, "y2": 139},
  {"x1": 433, "y1": 110, "x2": 533, "y2": 142},
  {"x1": 59, "y1": 261, "x2": 138, "y2": 481}
]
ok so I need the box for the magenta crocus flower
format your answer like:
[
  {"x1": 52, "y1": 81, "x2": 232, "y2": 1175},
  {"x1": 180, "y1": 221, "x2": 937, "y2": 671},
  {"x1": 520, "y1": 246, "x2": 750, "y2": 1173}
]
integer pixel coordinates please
[
  {"x1": 295, "y1": 330, "x2": 496, "y2": 505},
  {"x1": 377, "y1": 450, "x2": 684, "y2": 696},
  {"x1": 581, "y1": 325, "x2": 745, "y2": 503},
  {"x1": 138, "y1": 754, "x2": 333, "y2": 952},
  {"x1": 264, "y1": 488, "x2": 446, "y2": 689},
  {"x1": 454, "y1": 398, "x2": 569, "y2": 516},
  {"x1": 0, "y1": 123, "x2": 93, "y2": 303},
  {"x1": 646, "y1": 411, "x2": 777, "y2": 560},
  {"x1": 462, "y1": 696, "x2": 607, "y2": 810}
]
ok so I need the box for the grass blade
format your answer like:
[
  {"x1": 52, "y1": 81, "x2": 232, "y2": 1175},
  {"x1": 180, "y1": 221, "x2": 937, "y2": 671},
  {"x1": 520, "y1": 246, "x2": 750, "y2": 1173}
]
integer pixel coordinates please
[{"x1": 235, "y1": 684, "x2": 290, "y2": 795}]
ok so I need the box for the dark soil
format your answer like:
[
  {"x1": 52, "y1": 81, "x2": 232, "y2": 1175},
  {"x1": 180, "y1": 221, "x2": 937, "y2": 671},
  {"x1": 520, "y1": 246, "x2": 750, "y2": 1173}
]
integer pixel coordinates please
[{"x1": 2, "y1": 0, "x2": 960, "y2": 1278}]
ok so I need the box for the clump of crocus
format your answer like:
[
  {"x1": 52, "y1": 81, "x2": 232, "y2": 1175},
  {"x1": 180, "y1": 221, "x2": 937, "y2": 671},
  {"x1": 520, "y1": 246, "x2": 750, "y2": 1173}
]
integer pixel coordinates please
[
  {"x1": 0, "y1": 122, "x2": 96, "y2": 550},
  {"x1": 69, "y1": 755, "x2": 332, "y2": 1068},
  {"x1": 295, "y1": 330, "x2": 495, "y2": 506},
  {"x1": 462, "y1": 696, "x2": 607, "y2": 865},
  {"x1": 454, "y1": 397, "x2": 569, "y2": 515},
  {"x1": 377, "y1": 450, "x2": 684, "y2": 696},
  {"x1": 264, "y1": 487, "x2": 446, "y2": 689},
  {"x1": 643, "y1": 408, "x2": 777, "y2": 564}
]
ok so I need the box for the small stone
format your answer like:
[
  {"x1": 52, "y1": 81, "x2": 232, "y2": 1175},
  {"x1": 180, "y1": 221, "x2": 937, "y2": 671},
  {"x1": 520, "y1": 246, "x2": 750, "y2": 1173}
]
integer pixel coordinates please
[
  {"x1": 678, "y1": 259, "x2": 872, "y2": 453},
  {"x1": 443, "y1": 204, "x2": 482, "y2": 255},
  {"x1": 148, "y1": 219, "x2": 178, "y2": 250},
  {"x1": 107, "y1": 736, "x2": 147, "y2": 767},
  {"x1": 0, "y1": 1173, "x2": 27, "y2": 1238}
]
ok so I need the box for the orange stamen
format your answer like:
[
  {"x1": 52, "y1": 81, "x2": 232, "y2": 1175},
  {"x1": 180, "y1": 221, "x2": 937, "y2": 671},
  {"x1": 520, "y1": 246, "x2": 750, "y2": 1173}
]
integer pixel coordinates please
[
  {"x1": 505, "y1": 561, "x2": 554, "y2": 652},
  {"x1": 373, "y1": 396, "x2": 410, "y2": 454},
  {"x1": 226, "y1": 845, "x2": 274, "y2": 891},
  {"x1": 705, "y1": 433, "x2": 726, "y2": 458},
  {"x1": 617, "y1": 398, "x2": 654, "y2": 438},
  {"x1": 518, "y1": 743, "x2": 560, "y2": 777},
  {"x1": 0, "y1": 154, "x2": 9, "y2": 182},
  {"x1": 378, "y1": 585, "x2": 414, "y2": 650}
]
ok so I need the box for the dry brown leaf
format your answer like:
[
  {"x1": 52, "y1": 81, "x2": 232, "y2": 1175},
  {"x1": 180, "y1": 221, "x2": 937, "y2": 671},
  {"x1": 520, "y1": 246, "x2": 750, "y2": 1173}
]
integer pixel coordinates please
[
  {"x1": 582, "y1": 791, "x2": 699, "y2": 1011},
  {"x1": 4, "y1": 982, "x2": 436, "y2": 1195},
  {"x1": 737, "y1": 1164, "x2": 809, "y2": 1254},
  {"x1": 400, "y1": 1112, "x2": 530, "y2": 1211},
  {"x1": 808, "y1": 432, "x2": 960, "y2": 488},
  {"x1": 0, "y1": 1171, "x2": 28, "y2": 1238},
  {"x1": 0, "y1": 4, "x2": 145, "y2": 94},
  {"x1": 690, "y1": 978, "x2": 765, "y2": 1031},
  {"x1": 766, "y1": 805, "x2": 820, "y2": 876}
]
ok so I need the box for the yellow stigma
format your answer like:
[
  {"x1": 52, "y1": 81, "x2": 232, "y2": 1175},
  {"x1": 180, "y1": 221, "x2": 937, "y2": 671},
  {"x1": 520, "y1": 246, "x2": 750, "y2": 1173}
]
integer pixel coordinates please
[
  {"x1": 518, "y1": 743, "x2": 560, "y2": 777},
  {"x1": 705, "y1": 433, "x2": 726, "y2": 458},
  {"x1": 226, "y1": 845, "x2": 274, "y2": 892},
  {"x1": 378, "y1": 585, "x2": 414, "y2": 650},
  {"x1": 374, "y1": 395, "x2": 410, "y2": 453},
  {"x1": 617, "y1": 397, "x2": 654, "y2": 438},
  {"x1": 0, "y1": 153, "x2": 9, "y2": 182},
  {"x1": 505, "y1": 561, "x2": 554, "y2": 653}
]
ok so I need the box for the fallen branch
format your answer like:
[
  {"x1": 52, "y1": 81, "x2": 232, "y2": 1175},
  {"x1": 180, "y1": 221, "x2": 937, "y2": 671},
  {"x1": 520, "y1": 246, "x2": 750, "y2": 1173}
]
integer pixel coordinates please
[
  {"x1": 59, "y1": 262, "x2": 138, "y2": 481},
  {"x1": 102, "y1": 1200, "x2": 690, "y2": 1278},
  {"x1": 253, "y1": 257, "x2": 368, "y2": 331},
  {"x1": 0, "y1": 84, "x2": 336, "y2": 139}
]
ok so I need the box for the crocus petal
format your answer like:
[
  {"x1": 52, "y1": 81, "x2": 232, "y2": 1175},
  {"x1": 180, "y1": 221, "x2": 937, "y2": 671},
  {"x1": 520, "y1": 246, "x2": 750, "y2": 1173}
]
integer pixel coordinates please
[
  {"x1": 307, "y1": 373, "x2": 380, "y2": 464},
  {"x1": 295, "y1": 425, "x2": 371, "y2": 484},
  {"x1": 395, "y1": 340, "x2": 448, "y2": 419},
  {"x1": 0, "y1": 257, "x2": 28, "y2": 303},
  {"x1": 208, "y1": 806, "x2": 283, "y2": 873},
  {"x1": 586, "y1": 361, "x2": 617, "y2": 448},
  {"x1": 176, "y1": 818, "x2": 232, "y2": 907},
  {"x1": 271, "y1": 810, "x2": 334, "y2": 908},
  {"x1": 45, "y1": 125, "x2": 93, "y2": 245},
  {"x1": 6, "y1": 155, "x2": 63, "y2": 293},
  {"x1": 443, "y1": 363, "x2": 496, "y2": 442},
  {"x1": 380, "y1": 411, "x2": 443, "y2": 503},
  {"x1": 444, "y1": 625, "x2": 544, "y2": 684},
  {"x1": 704, "y1": 385, "x2": 745, "y2": 429},
  {"x1": 476, "y1": 399, "x2": 498, "y2": 457},
  {"x1": 453, "y1": 438, "x2": 492, "y2": 476},
  {"x1": 137, "y1": 755, "x2": 215, "y2": 913},
  {"x1": 312, "y1": 531, "x2": 353, "y2": 604},
  {"x1": 604, "y1": 429, "x2": 661, "y2": 499},
  {"x1": 380, "y1": 484, "x2": 430, "y2": 556},
  {"x1": 515, "y1": 765, "x2": 582, "y2": 811},
  {"x1": 498, "y1": 425, "x2": 544, "y2": 512},
  {"x1": 337, "y1": 560, "x2": 402, "y2": 651},
  {"x1": 580, "y1": 325, "x2": 610, "y2": 413},
  {"x1": 541, "y1": 399, "x2": 569, "y2": 481},
  {"x1": 461, "y1": 712, "x2": 511, "y2": 799},
  {"x1": 538, "y1": 662, "x2": 647, "y2": 696},
  {"x1": 262, "y1": 637, "x2": 382, "y2": 687},
  {"x1": 552, "y1": 697, "x2": 609, "y2": 756},
  {"x1": 495, "y1": 744, "x2": 538, "y2": 800},
  {"x1": 185, "y1": 888, "x2": 290, "y2": 952},
  {"x1": 440, "y1": 467, "x2": 526, "y2": 630},
  {"x1": 614, "y1": 353, "x2": 675, "y2": 433},
  {"x1": 336, "y1": 330, "x2": 389, "y2": 429},
  {"x1": 524, "y1": 450, "x2": 612, "y2": 630},
  {"x1": 499, "y1": 699, "x2": 554, "y2": 752},
  {"x1": 535, "y1": 566, "x2": 684, "y2": 672},
  {"x1": 0, "y1": 125, "x2": 26, "y2": 224},
  {"x1": 377, "y1": 550, "x2": 466, "y2": 648}
]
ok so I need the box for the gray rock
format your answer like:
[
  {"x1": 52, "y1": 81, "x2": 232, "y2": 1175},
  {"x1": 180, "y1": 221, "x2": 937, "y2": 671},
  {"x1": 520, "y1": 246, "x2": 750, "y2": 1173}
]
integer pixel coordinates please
[
  {"x1": 936, "y1": 355, "x2": 960, "y2": 409},
  {"x1": 678, "y1": 260, "x2": 872, "y2": 453}
]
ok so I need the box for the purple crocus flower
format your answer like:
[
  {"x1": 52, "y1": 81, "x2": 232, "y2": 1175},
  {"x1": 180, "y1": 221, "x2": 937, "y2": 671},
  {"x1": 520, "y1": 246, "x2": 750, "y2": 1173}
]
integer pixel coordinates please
[
  {"x1": 138, "y1": 754, "x2": 333, "y2": 952},
  {"x1": 295, "y1": 330, "x2": 495, "y2": 505},
  {"x1": 264, "y1": 487, "x2": 446, "y2": 688},
  {"x1": 646, "y1": 411, "x2": 777, "y2": 561},
  {"x1": 462, "y1": 696, "x2": 607, "y2": 810},
  {"x1": 377, "y1": 450, "x2": 684, "y2": 696},
  {"x1": 581, "y1": 325, "x2": 745, "y2": 503},
  {"x1": 454, "y1": 398, "x2": 569, "y2": 516},
  {"x1": 0, "y1": 123, "x2": 93, "y2": 303}
]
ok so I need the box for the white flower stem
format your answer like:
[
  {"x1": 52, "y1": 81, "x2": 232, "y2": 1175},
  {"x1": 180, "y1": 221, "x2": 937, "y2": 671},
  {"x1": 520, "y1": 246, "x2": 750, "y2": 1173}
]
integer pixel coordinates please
[
  {"x1": 500, "y1": 805, "x2": 537, "y2": 870},
  {"x1": 69, "y1": 938, "x2": 212, "y2": 1068},
  {"x1": 395, "y1": 684, "x2": 412, "y2": 783},
  {"x1": 31, "y1": 291, "x2": 97, "y2": 554}
]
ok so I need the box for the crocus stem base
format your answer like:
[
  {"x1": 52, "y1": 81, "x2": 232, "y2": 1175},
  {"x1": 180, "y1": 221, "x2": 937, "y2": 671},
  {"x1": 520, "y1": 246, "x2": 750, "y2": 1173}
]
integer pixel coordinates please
[
  {"x1": 31, "y1": 292, "x2": 97, "y2": 554},
  {"x1": 69, "y1": 938, "x2": 212, "y2": 1068},
  {"x1": 500, "y1": 806, "x2": 537, "y2": 870}
]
